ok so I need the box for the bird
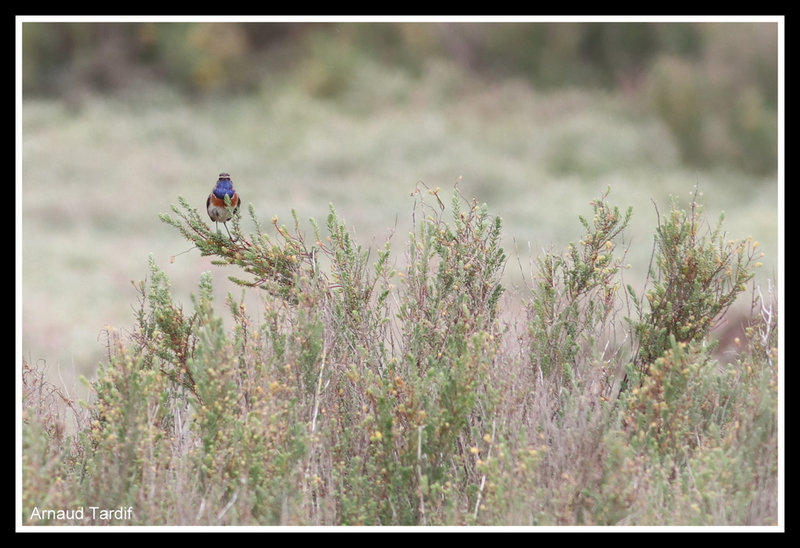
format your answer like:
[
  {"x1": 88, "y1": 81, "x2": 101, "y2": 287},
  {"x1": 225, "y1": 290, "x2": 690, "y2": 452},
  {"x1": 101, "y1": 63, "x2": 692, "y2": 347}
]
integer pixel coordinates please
[{"x1": 206, "y1": 172, "x2": 240, "y2": 240}]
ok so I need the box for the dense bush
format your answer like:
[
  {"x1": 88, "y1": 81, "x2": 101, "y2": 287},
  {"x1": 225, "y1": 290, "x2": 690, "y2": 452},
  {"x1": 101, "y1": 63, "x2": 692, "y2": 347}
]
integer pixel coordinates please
[{"x1": 21, "y1": 186, "x2": 777, "y2": 526}]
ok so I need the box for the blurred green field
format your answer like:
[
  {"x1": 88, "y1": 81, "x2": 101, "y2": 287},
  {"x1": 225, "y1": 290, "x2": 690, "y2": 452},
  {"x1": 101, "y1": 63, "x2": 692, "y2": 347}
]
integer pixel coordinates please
[{"x1": 21, "y1": 25, "x2": 780, "y2": 394}]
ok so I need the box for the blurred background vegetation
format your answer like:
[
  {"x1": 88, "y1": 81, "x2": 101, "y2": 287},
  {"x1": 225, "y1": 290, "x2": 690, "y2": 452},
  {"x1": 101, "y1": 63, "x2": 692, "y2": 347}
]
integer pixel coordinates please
[
  {"x1": 21, "y1": 20, "x2": 779, "y2": 385},
  {"x1": 23, "y1": 21, "x2": 778, "y2": 174}
]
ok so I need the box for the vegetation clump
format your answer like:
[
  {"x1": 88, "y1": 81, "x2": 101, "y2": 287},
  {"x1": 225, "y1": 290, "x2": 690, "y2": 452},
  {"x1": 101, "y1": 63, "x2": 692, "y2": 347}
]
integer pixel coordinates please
[{"x1": 22, "y1": 186, "x2": 777, "y2": 526}]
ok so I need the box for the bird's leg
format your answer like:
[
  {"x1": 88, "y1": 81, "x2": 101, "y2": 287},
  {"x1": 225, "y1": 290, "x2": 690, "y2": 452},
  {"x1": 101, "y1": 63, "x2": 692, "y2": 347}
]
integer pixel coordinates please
[{"x1": 223, "y1": 222, "x2": 236, "y2": 242}]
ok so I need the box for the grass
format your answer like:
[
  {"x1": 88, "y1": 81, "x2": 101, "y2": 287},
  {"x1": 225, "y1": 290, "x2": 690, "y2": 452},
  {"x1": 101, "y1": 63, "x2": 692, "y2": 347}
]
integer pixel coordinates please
[{"x1": 20, "y1": 55, "x2": 780, "y2": 528}]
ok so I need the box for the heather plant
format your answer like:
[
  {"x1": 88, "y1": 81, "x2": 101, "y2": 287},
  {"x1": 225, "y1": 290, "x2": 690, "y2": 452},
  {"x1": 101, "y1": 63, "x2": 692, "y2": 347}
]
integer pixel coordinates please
[
  {"x1": 611, "y1": 282, "x2": 777, "y2": 525},
  {"x1": 20, "y1": 184, "x2": 778, "y2": 527},
  {"x1": 623, "y1": 338, "x2": 726, "y2": 458},
  {"x1": 54, "y1": 256, "x2": 317, "y2": 524},
  {"x1": 79, "y1": 327, "x2": 177, "y2": 523},
  {"x1": 21, "y1": 359, "x2": 88, "y2": 524},
  {"x1": 626, "y1": 189, "x2": 762, "y2": 377},
  {"x1": 160, "y1": 197, "x2": 314, "y2": 302},
  {"x1": 140, "y1": 185, "x2": 507, "y2": 525},
  {"x1": 526, "y1": 188, "x2": 632, "y2": 394},
  {"x1": 308, "y1": 186, "x2": 506, "y2": 525}
]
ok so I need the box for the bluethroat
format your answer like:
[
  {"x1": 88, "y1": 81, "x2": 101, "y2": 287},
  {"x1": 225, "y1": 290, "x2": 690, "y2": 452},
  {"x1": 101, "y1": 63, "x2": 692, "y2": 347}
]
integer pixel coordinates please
[{"x1": 207, "y1": 172, "x2": 240, "y2": 240}]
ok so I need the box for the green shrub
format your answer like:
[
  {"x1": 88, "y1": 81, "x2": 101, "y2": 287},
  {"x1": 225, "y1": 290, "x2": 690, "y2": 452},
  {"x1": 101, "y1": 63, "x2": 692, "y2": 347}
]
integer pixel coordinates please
[
  {"x1": 527, "y1": 187, "x2": 631, "y2": 391},
  {"x1": 627, "y1": 189, "x2": 762, "y2": 375}
]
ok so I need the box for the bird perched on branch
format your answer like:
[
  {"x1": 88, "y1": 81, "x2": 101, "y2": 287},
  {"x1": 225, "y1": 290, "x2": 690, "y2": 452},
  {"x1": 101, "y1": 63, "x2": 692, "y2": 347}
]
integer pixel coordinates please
[{"x1": 206, "y1": 172, "x2": 240, "y2": 240}]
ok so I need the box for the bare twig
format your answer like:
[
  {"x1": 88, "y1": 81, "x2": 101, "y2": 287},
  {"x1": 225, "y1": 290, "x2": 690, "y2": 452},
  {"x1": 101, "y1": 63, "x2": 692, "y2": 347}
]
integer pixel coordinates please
[{"x1": 472, "y1": 419, "x2": 496, "y2": 522}]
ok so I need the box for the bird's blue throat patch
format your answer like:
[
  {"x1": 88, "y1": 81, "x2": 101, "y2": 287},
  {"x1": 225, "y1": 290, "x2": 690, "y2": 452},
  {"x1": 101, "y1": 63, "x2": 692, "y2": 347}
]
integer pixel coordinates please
[{"x1": 213, "y1": 180, "x2": 236, "y2": 199}]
